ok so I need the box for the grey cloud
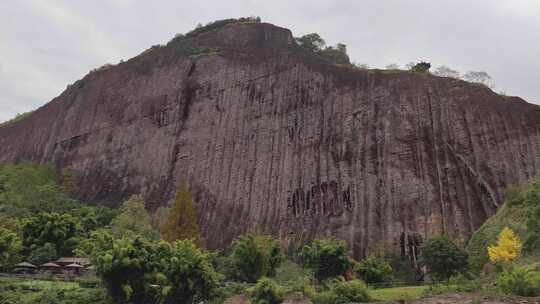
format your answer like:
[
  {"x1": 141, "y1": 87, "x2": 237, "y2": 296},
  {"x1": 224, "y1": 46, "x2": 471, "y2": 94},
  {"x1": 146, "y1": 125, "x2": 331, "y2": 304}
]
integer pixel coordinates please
[{"x1": 1, "y1": 0, "x2": 539, "y2": 122}]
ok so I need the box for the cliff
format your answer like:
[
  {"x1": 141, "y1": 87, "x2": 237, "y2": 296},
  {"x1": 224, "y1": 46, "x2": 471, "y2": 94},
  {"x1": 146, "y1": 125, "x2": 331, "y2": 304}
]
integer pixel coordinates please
[{"x1": 1, "y1": 22, "x2": 540, "y2": 257}]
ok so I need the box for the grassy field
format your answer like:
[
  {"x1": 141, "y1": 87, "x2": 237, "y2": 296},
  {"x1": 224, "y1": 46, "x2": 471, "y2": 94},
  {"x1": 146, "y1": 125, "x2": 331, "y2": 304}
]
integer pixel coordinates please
[
  {"x1": 0, "y1": 276, "x2": 109, "y2": 304},
  {"x1": 370, "y1": 285, "x2": 429, "y2": 301}
]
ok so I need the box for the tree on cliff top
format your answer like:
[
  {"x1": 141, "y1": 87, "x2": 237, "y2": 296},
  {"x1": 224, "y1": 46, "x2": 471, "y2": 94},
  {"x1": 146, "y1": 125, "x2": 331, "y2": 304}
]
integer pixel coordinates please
[
  {"x1": 409, "y1": 61, "x2": 431, "y2": 73},
  {"x1": 161, "y1": 182, "x2": 201, "y2": 245},
  {"x1": 296, "y1": 33, "x2": 326, "y2": 52}
]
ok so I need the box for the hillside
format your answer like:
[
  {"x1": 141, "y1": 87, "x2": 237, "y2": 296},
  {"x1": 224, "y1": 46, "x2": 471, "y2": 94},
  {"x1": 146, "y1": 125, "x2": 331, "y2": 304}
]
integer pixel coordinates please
[
  {"x1": 468, "y1": 175, "x2": 540, "y2": 271},
  {"x1": 1, "y1": 20, "x2": 540, "y2": 258}
]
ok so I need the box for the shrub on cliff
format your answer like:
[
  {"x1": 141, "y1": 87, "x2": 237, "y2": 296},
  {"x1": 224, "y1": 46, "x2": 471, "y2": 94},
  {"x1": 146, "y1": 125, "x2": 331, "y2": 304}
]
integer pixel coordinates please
[
  {"x1": 300, "y1": 238, "x2": 352, "y2": 282},
  {"x1": 229, "y1": 233, "x2": 283, "y2": 283},
  {"x1": 318, "y1": 46, "x2": 350, "y2": 64},
  {"x1": 296, "y1": 33, "x2": 326, "y2": 52},
  {"x1": 420, "y1": 235, "x2": 468, "y2": 281},
  {"x1": 409, "y1": 61, "x2": 431, "y2": 73},
  {"x1": 185, "y1": 16, "x2": 261, "y2": 38},
  {"x1": 296, "y1": 33, "x2": 350, "y2": 65}
]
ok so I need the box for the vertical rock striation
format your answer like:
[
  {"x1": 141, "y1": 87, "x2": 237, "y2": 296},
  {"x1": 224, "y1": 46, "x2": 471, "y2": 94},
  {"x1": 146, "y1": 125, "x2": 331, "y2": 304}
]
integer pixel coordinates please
[{"x1": 1, "y1": 22, "x2": 540, "y2": 257}]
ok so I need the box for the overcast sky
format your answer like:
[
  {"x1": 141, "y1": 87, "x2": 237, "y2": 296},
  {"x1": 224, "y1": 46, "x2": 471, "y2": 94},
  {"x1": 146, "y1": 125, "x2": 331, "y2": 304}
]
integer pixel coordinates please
[{"x1": 1, "y1": 0, "x2": 539, "y2": 123}]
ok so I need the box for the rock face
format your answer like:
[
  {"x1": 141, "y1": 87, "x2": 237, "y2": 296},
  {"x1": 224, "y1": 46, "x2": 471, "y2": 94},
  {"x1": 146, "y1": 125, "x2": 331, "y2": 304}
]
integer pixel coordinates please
[{"x1": 1, "y1": 22, "x2": 540, "y2": 257}]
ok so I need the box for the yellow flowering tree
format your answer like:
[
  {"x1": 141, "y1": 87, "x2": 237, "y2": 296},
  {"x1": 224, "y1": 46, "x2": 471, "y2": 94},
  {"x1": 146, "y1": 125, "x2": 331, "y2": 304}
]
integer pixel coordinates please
[{"x1": 487, "y1": 227, "x2": 522, "y2": 264}]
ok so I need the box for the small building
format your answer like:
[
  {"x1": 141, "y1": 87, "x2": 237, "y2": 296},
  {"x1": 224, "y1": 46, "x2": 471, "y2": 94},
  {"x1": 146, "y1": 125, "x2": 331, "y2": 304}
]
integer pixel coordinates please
[
  {"x1": 56, "y1": 257, "x2": 91, "y2": 267},
  {"x1": 40, "y1": 262, "x2": 62, "y2": 274},
  {"x1": 13, "y1": 262, "x2": 37, "y2": 274},
  {"x1": 65, "y1": 263, "x2": 84, "y2": 275}
]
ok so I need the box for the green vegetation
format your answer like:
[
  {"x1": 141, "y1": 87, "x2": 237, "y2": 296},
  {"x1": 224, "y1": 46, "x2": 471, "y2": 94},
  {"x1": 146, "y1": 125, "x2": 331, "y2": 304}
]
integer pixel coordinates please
[
  {"x1": 3, "y1": 163, "x2": 540, "y2": 302},
  {"x1": 185, "y1": 16, "x2": 261, "y2": 37},
  {"x1": 0, "y1": 163, "x2": 80, "y2": 217},
  {"x1": 90, "y1": 235, "x2": 220, "y2": 303},
  {"x1": 300, "y1": 238, "x2": 352, "y2": 282},
  {"x1": 354, "y1": 255, "x2": 393, "y2": 285},
  {"x1": 497, "y1": 266, "x2": 540, "y2": 297},
  {"x1": 249, "y1": 277, "x2": 284, "y2": 304},
  {"x1": 0, "y1": 277, "x2": 110, "y2": 304},
  {"x1": 0, "y1": 228, "x2": 21, "y2": 271},
  {"x1": 0, "y1": 111, "x2": 34, "y2": 128},
  {"x1": 229, "y1": 233, "x2": 283, "y2": 283},
  {"x1": 468, "y1": 175, "x2": 540, "y2": 271},
  {"x1": 23, "y1": 212, "x2": 79, "y2": 258},
  {"x1": 371, "y1": 285, "x2": 428, "y2": 301},
  {"x1": 420, "y1": 235, "x2": 469, "y2": 281},
  {"x1": 409, "y1": 61, "x2": 432, "y2": 73},
  {"x1": 295, "y1": 33, "x2": 350, "y2": 65},
  {"x1": 309, "y1": 279, "x2": 371, "y2": 304},
  {"x1": 463, "y1": 175, "x2": 540, "y2": 297},
  {"x1": 0, "y1": 163, "x2": 114, "y2": 271},
  {"x1": 110, "y1": 195, "x2": 157, "y2": 239}
]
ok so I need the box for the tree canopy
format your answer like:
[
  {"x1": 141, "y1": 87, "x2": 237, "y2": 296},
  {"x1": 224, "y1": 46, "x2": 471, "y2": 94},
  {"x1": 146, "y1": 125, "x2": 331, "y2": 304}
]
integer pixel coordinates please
[
  {"x1": 22, "y1": 212, "x2": 79, "y2": 258},
  {"x1": 296, "y1": 33, "x2": 350, "y2": 65},
  {"x1": 301, "y1": 238, "x2": 352, "y2": 281},
  {"x1": 420, "y1": 235, "x2": 468, "y2": 281},
  {"x1": 111, "y1": 195, "x2": 157, "y2": 240},
  {"x1": 92, "y1": 234, "x2": 219, "y2": 304}
]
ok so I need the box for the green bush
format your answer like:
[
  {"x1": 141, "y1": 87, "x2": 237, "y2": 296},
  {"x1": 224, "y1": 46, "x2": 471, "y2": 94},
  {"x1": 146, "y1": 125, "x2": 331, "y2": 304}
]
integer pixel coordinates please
[
  {"x1": 92, "y1": 234, "x2": 220, "y2": 303},
  {"x1": 77, "y1": 276, "x2": 102, "y2": 288},
  {"x1": 497, "y1": 266, "x2": 540, "y2": 297},
  {"x1": 421, "y1": 235, "x2": 468, "y2": 281},
  {"x1": 0, "y1": 227, "x2": 21, "y2": 271},
  {"x1": 310, "y1": 279, "x2": 371, "y2": 304},
  {"x1": 354, "y1": 255, "x2": 393, "y2": 285},
  {"x1": 212, "y1": 281, "x2": 251, "y2": 303},
  {"x1": 230, "y1": 233, "x2": 283, "y2": 283},
  {"x1": 409, "y1": 62, "x2": 431, "y2": 73},
  {"x1": 185, "y1": 17, "x2": 261, "y2": 38},
  {"x1": 301, "y1": 238, "x2": 352, "y2": 282},
  {"x1": 28, "y1": 242, "x2": 57, "y2": 265},
  {"x1": 318, "y1": 47, "x2": 350, "y2": 64},
  {"x1": 249, "y1": 277, "x2": 284, "y2": 304},
  {"x1": 423, "y1": 274, "x2": 481, "y2": 297},
  {"x1": 310, "y1": 290, "x2": 337, "y2": 304},
  {"x1": 331, "y1": 279, "x2": 371, "y2": 303},
  {"x1": 274, "y1": 260, "x2": 315, "y2": 295}
]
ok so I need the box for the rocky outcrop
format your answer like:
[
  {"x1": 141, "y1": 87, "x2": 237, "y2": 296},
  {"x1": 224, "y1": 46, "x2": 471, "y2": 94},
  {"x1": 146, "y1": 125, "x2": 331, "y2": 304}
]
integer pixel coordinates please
[{"x1": 1, "y1": 22, "x2": 540, "y2": 258}]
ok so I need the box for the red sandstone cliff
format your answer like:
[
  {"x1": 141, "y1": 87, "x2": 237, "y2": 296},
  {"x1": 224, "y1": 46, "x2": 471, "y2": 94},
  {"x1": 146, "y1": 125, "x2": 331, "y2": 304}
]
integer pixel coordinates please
[{"x1": 1, "y1": 22, "x2": 540, "y2": 257}]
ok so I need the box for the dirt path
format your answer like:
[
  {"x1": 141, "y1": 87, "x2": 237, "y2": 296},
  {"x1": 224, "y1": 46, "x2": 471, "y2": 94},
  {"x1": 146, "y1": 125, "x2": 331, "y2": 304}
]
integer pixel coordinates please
[
  {"x1": 384, "y1": 293, "x2": 540, "y2": 304},
  {"x1": 224, "y1": 292, "x2": 540, "y2": 304}
]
